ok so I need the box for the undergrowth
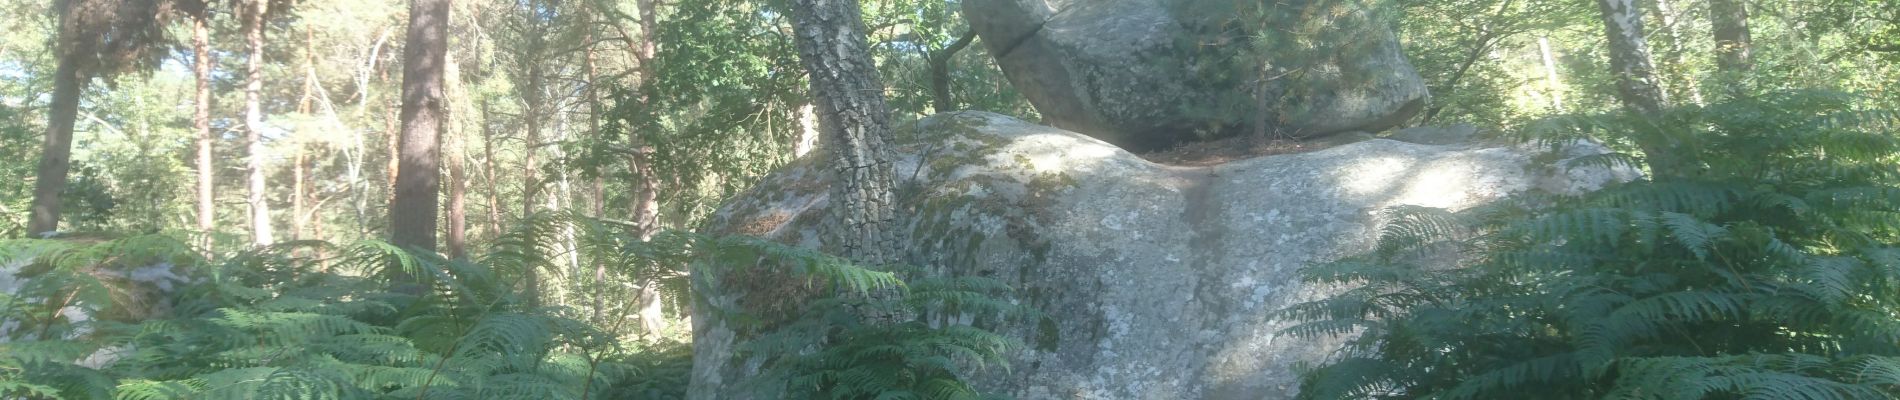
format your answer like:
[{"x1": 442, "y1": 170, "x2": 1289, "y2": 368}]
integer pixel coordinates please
[
  {"x1": 1282, "y1": 90, "x2": 1900, "y2": 399},
  {"x1": 0, "y1": 214, "x2": 1026, "y2": 399}
]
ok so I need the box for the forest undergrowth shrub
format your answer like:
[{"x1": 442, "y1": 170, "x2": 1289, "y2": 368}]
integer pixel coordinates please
[
  {"x1": 0, "y1": 214, "x2": 1025, "y2": 399},
  {"x1": 1281, "y1": 89, "x2": 1900, "y2": 399},
  {"x1": 692, "y1": 236, "x2": 1038, "y2": 400}
]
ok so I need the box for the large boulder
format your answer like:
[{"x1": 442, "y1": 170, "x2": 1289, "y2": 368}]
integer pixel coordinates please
[
  {"x1": 964, "y1": 0, "x2": 1430, "y2": 151},
  {"x1": 690, "y1": 112, "x2": 1634, "y2": 399}
]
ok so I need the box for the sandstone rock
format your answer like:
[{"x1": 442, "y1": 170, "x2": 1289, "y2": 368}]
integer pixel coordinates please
[
  {"x1": 690, "y1": 112, "x2": 1636, "y2": 399},
  {"x1": 963, "y1": 0, "x2": 1430, "y2": 151}
]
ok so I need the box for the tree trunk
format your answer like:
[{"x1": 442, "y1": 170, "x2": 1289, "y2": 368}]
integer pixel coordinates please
[
  {"x1": 1648, "y1": 0, "x2": 1704, "y2": 105},
  {"x1": 787, "y1": 0, "x2": 901, "y2": 264},
  {"x1": 386, "y1": 97, "x2": 400, "y2": 208},
  {"x1": 27, "y1": 54, "x2": 85, "y2": 235},
  {"x1": 293, "y1": 145, "x2": 306, "y2": 241},
  {"x1": 244, "y1": 1, "x2": 276, "y2": 247},
  {"x1": 390, "y1": 0, "x2": 450, "y2": 260},
  {"x1": 1596, "y1": 0, "x2": 1691, "y2": 178},
  {"x1": 582, "y1": 5, "x2": 608, "y2": 322},
  {"x1": 292, "y1": 28, "x2": 315, "y2": 242},
  {"x1": 927, "y1": 30, "x2": 976, "y2": 113},
  {"x1": 1537, "y1": 36, "x2": 1565, "y2": 112},
  {"x1": 481, "y1": 99, "x2": 502, "y2": 241},
  {"x1": 1597, "y1": 0, "x2": 1669, "y2": 115},
  {"x1": 1709, "y1": 0, "x2": 1751, "y2": 75},
  {"x1": 632, "y1": 0, "x2": 665, "y2": 335},
  {"x1": 520, "y1": 64, "x2": 544, "y2": 306},
  {"x1": 446, "y1": 51, "x2": 469, "y2": 260},
  {"x1": 193, "y1": 15, "x2": 216, "y2": 243},
  {"x1": 521, "y1": 71, "x2": 542, "y2": 220},
  {"x1": 584, "y1": 21, "x2": 606, "y2": 220}
]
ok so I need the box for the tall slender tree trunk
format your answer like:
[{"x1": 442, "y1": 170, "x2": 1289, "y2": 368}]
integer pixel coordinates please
[
  {"x1": 787, "y1": 0, "x2": 901, "y2": 264},
  {"x1": 1596, "y1": 0, "x2": 1691, "y2": 178},
  {"x1": 520, "y1": 66, "x2": 544, "y2": 306},
  {"x1": 553, "y1": 110, "x2": 577, "y2": 308},
  {"x1": 390, "y1": 0, "x2": 450, "y2": 273},
  {"x1": 27, "y1": 55, "x2": 84, "y2": 236},
  {"x1": 627, "y1": 0, "x2": 665, "y2": 335},
  {"x1": 445, "y1": 51, "x2": 469, "y2": 260},
  {"x1": 193, "y1": 15, "x2": 216, "y2": 244},
  {"x1": 244, "y1": 1, "x2": 276, "y2": 247},
  {"x1": 1537, "y1": 37, "x2": 1565, "y2": 112},
  {"x1": 1648, "y1": 0, "x2": 1704, "y2": 105},
  {"x1": 293, "y1": 28, "x2": 316, "y2": 243},
  {"x1": 520, "y1": 71, "x2": 542, "y2": 221},
  {"x1": 293, "y1": 145, "x2": 306, "y2": 240},
  {"x1": 481, "y1": 100, "x2": 502, "y2": 241},
  {"x1": 1597, "y1": 0, "x2": 1669, "y2": 115},
  {"x1": 386, "y1": 98, "x2": 400, "y2": 208},
  {"x1": 629, "y1": 0, "x2": 660, "y2": 237},
  {"x1": 927, "y1": 30, "x2": 976, "y2": 113},
  {"x1": 1709, "y1": 0, "x2": 1751, "y2": 80},
  {"x1": 581, "y1": 5, "x2": 610, "y2": 322}
]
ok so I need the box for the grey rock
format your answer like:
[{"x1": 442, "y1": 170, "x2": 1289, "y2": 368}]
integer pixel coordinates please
[
  {"x1": 963, "y1": 0, "x2": 1430, "y2": 151},
  {"x1": 690, "y1": 112, "x2": 1636, "y2": 399}
]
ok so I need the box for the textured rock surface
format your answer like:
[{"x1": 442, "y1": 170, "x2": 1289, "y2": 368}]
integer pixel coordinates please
[
  {"x1": 690, "y1": 112, "x2": 1635, "y2": 399},
  {"x1": 962, "y1": 0, "x2": 1430, "y2": 151}
]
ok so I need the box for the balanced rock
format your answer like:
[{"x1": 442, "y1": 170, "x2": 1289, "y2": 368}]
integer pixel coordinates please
[
  {"x1": 690, "y1": 112, "x2": 1634, "y2": 399},
  {"x1": 963, "y1": 0, "x2": 1430, "y2": 151}
]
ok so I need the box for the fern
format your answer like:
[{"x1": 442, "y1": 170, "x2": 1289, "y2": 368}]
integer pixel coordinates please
[{"x1": 1282, "y1": 90, "x2": 1900, "y2": 399}]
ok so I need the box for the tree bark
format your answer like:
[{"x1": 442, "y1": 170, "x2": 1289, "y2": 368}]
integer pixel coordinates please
[
  {"x1": 1648, "y1": 0, "x2": 1704, "y2": 105},
  {"x1": 386, "y1": 97, "x2": 400, "y2": 208},
  {"x1": 1597, "y1": 0, "x2": 1669, "y2": 115},
  {"x1": 244, "y1": 0, "x2": 277, "y2": 247},
  {"x1": 481, "y1": 99, "x2": 502, "y2": 241},
  {"x1": 445, "y1": 51, "x2": 469, "y2": 260},
  {"x1": 518, "y1": 32, "x2": 545, "y2": 307},
  {"x1": 787, "y1": 0, "x2": 901, "y2": 265},
  {"x1": 631, "y1": 0, "x2": 664, "y2": 335},
  {"x1": 521, "y1": 71, "x2": 542, "y2": 221},
  {"x1": 293, "y1": 28, "x2": 316, "y2": 242},
  {"x1": 27, "y1": 54, "x2": 85, "y2": 235},
  {"x1": 1709, "y1": 0, "x2": 1752, "y2": 75},
  {"x1": 390, "y1": 0, "x2": 450, "y2": 260},
  {"x1": 1596, "y1": 0, "x2": 1691, "y2": 178},
  {"x1": 193, "y1": 15, "x2": 216, "y2": 243},
  {"x1": 293, "y1": 145, "x2": 306, "y2": 240}
]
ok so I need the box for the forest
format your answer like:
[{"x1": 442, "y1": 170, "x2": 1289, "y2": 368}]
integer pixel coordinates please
[{"x1": 0, "y1": 0, "x2": 1898, "y2": 398}]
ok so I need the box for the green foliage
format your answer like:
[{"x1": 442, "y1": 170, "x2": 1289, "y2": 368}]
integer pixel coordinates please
[
  {"x1": 0, "y1": 103, "x2": 33, "y2": 236},
  {"x1": 1170, "y1": 0, "x2": 1406, "y2": 137},
  {"x1": 0, "y1": 231, "x2": 685, "y2": 399},
  {"x1": 758, "y1": 278, "x2": 1025, "y2": 400},
  {"x1": 1282, "y1": 90, "x2": 1900, "y2": 399},
  {"x1": 1, "y1": 218, "x2": 1026, "y2": 399}
]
